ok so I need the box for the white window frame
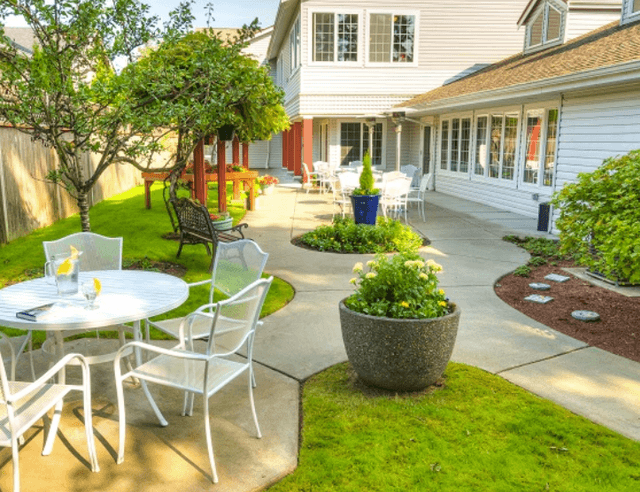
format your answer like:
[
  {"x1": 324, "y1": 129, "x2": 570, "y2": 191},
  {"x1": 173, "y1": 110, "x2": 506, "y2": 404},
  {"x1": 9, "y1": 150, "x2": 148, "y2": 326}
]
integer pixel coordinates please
[
  {"x1": 519, "y1": 102, "x2": 559, "y2": 193},
  {"x1": 438, "y1": 114, "x2": 473, "y2": 177},
  {"x1": 525, "y1": 1, "x2": 565, "y2": 53},
  {"x1": 308, "y1": 9, "x2": 361, "y2": 66},
  {"x1": 622, "y1": 0, "x2": 640, "y2": 24},
  {"x1": 338, "y1": 119, "x2": 387, "y2": 167},
  {"x1": 288, "y1": 15, "x2": 301, "y2": 77},
  {"x1": 365, "y1": 9, "x2": 419, "y2": 67},
  {"x1": 468, "y1": 109, "x2": 520, "y2": 186}
]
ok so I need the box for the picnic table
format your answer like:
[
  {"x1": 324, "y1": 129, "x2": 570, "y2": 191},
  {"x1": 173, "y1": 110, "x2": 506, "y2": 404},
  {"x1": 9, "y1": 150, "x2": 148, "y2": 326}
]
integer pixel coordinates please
[{"x1": 142, "y1": 170, "x2": 259, "y2": 210}]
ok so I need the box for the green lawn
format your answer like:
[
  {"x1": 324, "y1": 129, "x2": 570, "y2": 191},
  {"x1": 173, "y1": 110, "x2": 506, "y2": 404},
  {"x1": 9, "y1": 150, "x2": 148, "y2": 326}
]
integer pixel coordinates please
[
  {"x1": 270, "y1": 362, "x2": 640, "y2": 492},
  {"x1": 0, "y1": 182, "x2": 294, "y2": 345}
]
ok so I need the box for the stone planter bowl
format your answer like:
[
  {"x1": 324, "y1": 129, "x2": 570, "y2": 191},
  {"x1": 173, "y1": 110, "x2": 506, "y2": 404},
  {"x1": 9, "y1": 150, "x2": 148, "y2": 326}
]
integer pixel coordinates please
[{"x1": 339, "y1": 299, "x2": 461, "y2": 391}]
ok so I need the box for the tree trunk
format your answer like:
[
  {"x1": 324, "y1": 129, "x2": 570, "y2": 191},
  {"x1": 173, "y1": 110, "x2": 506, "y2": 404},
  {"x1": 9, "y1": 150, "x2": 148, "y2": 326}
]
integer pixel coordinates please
[{"x1": 77, "y1": 190, "x2": 91, "y2": 232}]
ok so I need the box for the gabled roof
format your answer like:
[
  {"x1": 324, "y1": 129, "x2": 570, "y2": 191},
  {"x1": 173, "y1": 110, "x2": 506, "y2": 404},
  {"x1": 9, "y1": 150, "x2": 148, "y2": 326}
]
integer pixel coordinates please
[
  {"x1": 397, "y1": 19, "x2": 640, "y2": 110},
  {"x1": 518, "y1": 0, "x2": 568, "y2": 26}
]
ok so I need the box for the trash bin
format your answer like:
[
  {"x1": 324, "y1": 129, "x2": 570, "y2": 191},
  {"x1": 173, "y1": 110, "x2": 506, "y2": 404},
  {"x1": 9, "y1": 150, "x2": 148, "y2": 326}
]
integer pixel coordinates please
[{"x1": 537, "y1": 202, "x2": 550, "y2": 232}]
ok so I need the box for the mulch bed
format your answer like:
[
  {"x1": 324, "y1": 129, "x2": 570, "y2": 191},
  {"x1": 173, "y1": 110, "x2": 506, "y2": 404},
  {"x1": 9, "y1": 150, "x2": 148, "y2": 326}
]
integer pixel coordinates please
[{"x1": 495, "y1": 260, "x2": 640, "y2": 363}]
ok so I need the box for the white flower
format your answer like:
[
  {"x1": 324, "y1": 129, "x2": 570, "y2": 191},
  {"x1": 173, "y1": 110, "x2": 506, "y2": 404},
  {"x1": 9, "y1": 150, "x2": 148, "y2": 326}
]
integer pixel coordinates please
[
  {"x1": 350, "y1": 277, "x2": 358, "y2": 285},
  {"x1": 365, "y1": 272, "x2": 377, "y2": 279},
  {"x1": 353, "y1": 262, "x2": 364, "y2": 273}
]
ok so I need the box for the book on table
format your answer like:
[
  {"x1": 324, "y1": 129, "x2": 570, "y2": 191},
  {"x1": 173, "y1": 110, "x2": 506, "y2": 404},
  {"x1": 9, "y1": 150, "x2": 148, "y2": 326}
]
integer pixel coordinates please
[{"x1": 16, "y1": 303, "x2": 55, "y2": 321}]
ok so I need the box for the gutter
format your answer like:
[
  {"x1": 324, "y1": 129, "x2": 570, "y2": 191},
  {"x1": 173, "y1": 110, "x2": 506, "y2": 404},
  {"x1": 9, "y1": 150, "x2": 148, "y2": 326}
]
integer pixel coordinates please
[{"x1": 407, "y1": 59, "x2": 640, "y2": 115}]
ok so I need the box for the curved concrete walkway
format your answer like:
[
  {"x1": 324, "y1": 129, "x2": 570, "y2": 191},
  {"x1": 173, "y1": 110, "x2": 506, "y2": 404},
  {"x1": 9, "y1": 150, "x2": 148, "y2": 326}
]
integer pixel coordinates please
[{"x1": 4, "y1": 183, "x2": 640, "y2": 492}]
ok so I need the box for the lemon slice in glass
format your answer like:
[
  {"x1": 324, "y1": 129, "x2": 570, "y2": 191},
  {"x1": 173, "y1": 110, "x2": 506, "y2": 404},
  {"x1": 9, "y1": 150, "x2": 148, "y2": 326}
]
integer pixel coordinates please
[
  {"x1": 93, "y1": 277, "x2": 102, "y2": 296},
  {"x1": 69, "y1": 245, "x2": 80, "y2": 260},
  {"x1": 56, "y1": 258, "x2": 73, "y2": 276}
]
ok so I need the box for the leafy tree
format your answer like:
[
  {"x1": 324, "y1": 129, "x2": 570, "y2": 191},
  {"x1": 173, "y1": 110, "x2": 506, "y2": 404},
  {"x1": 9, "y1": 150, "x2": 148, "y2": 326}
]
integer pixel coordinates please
[
  {"x1": 0, "y1": 0, "x2": 174, "y2": 231},
  {"x1": 119, "y1": 24, "x2": 289, "y2": 196},
  {"x1": 0, "y1": 0, "x2": 288, "y2": 230}
]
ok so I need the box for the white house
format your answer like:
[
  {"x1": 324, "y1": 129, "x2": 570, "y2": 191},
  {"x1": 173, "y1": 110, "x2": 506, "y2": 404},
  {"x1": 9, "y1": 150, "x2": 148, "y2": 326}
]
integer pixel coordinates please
[
  {"x1": 259, "y1": 0, "x2": 533, "y2": 174},
  {"x1": 396, "y1": 0, "x2": 640, "y2": 231}
]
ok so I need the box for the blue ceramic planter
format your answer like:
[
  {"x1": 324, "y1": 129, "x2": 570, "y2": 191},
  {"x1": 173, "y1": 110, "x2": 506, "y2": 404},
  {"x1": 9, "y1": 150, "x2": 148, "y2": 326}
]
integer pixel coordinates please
[{"x1": 351, "y1": 194, "x2": 380, "y2": 225}]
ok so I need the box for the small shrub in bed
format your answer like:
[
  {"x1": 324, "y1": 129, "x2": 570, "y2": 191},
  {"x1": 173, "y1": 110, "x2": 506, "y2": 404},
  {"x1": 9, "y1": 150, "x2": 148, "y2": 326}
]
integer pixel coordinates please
[{"x1": 299, "y1": 216, "x2": 423, "y2": 254}]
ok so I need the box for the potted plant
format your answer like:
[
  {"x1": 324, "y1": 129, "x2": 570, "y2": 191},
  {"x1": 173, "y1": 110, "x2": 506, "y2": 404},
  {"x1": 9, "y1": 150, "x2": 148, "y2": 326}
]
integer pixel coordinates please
[
  {"x1": 339, "y1": 252, "x2": 461, "y2": 391},
  {"x1": 257, "y1": 175, "x2": 279, "y2": 195},
  {"x1": 350, "y1": 151, "x2": 380, "y2": 225},
  {"x1": 209, "y1": 211, "x2": 233, "y2": 231}
]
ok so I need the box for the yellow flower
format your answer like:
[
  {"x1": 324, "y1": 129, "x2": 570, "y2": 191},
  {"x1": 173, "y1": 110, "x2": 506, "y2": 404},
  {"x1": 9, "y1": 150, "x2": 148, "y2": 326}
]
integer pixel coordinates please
[
  {"x1": 415, "y1": 260, "x2": 425, "y2": 268},
  {"x1": 350, "y1": 277, "x2": 358, "y2": 285},
  {"x1": 366, "y1": 260, "x2": 377, "y2": 268},
  {"x1": 400, "y1": 301, "x2": 409, "y2": 308},
  {"x1": 353, "y1": 262, "x2": 364, "y2": 273},
  {"x1": 365, "y1": 272, "x2": 377, "y2": 279},
  {"x1": 439, "y1": 301, "x2": 447, "y2": 307},
  {"x1": 404, "y1": 260, "x2": 414, "y2": 268},
  {"x1": 438, "y1": 289, "x2": 445, "y2": 295},
  {"x1": 419, "y1": 273, "x2": 429, "y2": 280}
]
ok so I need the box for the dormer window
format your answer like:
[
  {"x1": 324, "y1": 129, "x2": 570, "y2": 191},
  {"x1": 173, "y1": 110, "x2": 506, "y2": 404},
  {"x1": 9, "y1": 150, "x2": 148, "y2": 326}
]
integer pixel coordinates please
[
  {"x1": 525, "y1": 2, "x2": 565, "y2": 52},
  {"x1": 621, "y1": 0, "x2": 640, "y2": 24}
]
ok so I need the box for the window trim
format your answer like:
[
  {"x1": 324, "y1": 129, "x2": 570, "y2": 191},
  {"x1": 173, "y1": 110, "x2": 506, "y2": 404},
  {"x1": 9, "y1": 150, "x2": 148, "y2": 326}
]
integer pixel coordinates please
[
  {"x1": 364, "y1": 8, "x2": 419, "y2": 67},
  {"x1": 438, "y1": 113, "x2": 473, "y2": 177},
  {"x1": 518, "y1": 103, "x2": 560, "y2": 192},
  {"x1": 288, "y1": 15, "x2": 301, "y2": 78},
  {"x1": 524, "y1": 1, "x2": 565, "y2": 53},
  {"x1": 338, "y1": 119, "x2": 387, "y2": 167},
  {"x1": 623, "y1": 0, "x2": 640, "y2": 24},
  {"x1": 467, "y1": 109, "x2": 520, "y2": 186},
  {"x1": 308, "y1": 9, "x2": 362, "y2": 66}
]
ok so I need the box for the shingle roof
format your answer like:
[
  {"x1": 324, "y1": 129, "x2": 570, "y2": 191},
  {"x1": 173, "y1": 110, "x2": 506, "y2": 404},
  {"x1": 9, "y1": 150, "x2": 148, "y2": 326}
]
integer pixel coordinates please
[{"x1": 398, "y1": 19, "x2": 640, "y2": 109}]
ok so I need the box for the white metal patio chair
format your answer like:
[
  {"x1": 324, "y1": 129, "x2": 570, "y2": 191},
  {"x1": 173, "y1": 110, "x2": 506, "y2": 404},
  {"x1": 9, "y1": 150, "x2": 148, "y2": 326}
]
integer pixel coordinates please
[
  {"x1": 146, "y1": 239, "x2": 268, "y2": 345},
  {"x1": 0, "y1": 351, "x2": 99, "y2": 492},
  {"x1": 380, "y1": 177, "x2": 413, "y2": 222},
  {"x1": 302, "y1": 162, "x2": 320, "y2": 193},
  {"x1": 406, "y1": 174, "x2": 433, "y2": 222},
  {"x1": 0, "y1": 332, "x2": 35, "y2": 381},
  {"x1": 42, "y1": 232, "x2": 130, "y2": 366},
  {"x1": 400, "y1": 165, "x2": 420, "y2": 187},
  {"x1": 114, "y1": 277, "x2": 273, "y2": 484},
  {"x1": 331, "y1": 176, "x2": 354, "y2": 219}
]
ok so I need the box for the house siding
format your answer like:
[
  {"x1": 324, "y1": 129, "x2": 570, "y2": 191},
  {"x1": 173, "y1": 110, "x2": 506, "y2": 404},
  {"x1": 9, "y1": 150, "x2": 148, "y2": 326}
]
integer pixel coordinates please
[
  {"x1": 565, "y1": 8, "x2": 621, "y2": 39},
  {"x1": 555, "y1": 87, "x2": 640, "y2": 188},
  {"x1": 290, "y1": 0, "x2": 528, "y2": 118}
]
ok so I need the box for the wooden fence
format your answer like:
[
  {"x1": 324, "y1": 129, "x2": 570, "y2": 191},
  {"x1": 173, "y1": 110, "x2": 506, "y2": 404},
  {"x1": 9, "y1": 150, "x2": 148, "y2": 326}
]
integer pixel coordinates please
[{"x1": 0, "y1": 127, "x2": 143, "y2": 243}]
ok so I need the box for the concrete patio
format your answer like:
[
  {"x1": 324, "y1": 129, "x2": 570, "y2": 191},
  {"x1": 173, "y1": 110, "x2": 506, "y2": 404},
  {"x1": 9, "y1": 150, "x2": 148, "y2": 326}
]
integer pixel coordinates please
[{"x1": 3, "y1": 182, "x2": 640, "y2": 492}]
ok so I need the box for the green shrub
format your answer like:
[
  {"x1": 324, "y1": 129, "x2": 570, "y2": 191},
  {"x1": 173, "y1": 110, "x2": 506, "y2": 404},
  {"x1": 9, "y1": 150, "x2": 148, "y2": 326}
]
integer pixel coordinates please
[
  {"x1": 351, "y1": 151, "x2": 379, "y2": 196},
  {"x1": 527, "y1": 256, "x2": 547, "y2": 267},
  {"x1": 299, "y1": 216, "x2": 422, "y2": 254},
  {"x1": 513, "y1": 265, "x2": 532, "y2": 277},
  {"x1": 551, "y1": 149, "x2": 640, "y2": 284}
]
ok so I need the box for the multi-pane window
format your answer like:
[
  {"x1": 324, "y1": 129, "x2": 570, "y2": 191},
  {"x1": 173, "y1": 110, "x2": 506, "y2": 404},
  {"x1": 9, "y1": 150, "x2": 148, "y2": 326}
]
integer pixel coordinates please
[
  {"x1": 527, "y1": 3, "x2": 564, "y2": 49},
  {"x1": 502, "y1": 116, "x2": 518, "y2": 180},
  {"x1": 440, "y1": 121, "x2": 449, "y2": 170},
  {"x1": 313, "y1": 13, "x2": 358, "y2": 62},
  {"x1": 474, "y1": 116, "x2": 488, "y2": 176},
  {"x1": 450, "y1": 119, "x2": 459, "y2": 172},
  {"x1": 440, "y1": 117, "x2": 471, "y2": 174},
  {"x1": 522, "y1": 108, "x2": 558, "y2": 187},
  {"x1": 363, "y1": 123, "x2": 383, "y2": 166},
  {"x1": 489, "y1": 116, "x2": 502, "y2": 178},
  {"x1": 460, "y1": 119, "x2": 471, "y2": 173},
  {"x1": 369, "y1": 13, "x2": 415, "y2": 63},
  {"x1": 480, "y1": 114, "x2": 519, "y2": 180},
  {"x1": 289, "y1": 17, "x2": 301, "y2": 74},
  {"x1": 340, "y1": 122, "x2": 383, "y2": 166}
]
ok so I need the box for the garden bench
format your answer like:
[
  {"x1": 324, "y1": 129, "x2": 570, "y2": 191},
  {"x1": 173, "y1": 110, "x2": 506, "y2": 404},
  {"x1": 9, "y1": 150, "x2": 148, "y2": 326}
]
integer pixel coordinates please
[{"x1": 170, "y1": 197, "x2": 249, "y2": 271}]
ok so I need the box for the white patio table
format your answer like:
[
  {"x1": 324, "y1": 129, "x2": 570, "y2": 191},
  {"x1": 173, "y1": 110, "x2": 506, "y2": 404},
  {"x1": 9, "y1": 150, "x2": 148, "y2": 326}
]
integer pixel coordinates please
[{"x1": 0, "y1": 270, "x2": 189, "y2": 426}]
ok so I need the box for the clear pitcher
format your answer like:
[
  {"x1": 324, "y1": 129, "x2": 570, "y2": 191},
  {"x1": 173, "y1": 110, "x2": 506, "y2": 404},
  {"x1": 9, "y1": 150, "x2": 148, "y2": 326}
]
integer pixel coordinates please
[{"x1": 45, "y1": 253, "x2": 80, "y2": 296}]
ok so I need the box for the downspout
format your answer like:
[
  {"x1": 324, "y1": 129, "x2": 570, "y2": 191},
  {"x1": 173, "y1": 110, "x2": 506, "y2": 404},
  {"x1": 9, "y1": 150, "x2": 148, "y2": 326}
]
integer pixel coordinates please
[
  {"x1": 549, "y1": 93, "x2": 565, "y2": 235},
  {"x1": 265, "y1": 138, "x2": 271, "y2": 169}
]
